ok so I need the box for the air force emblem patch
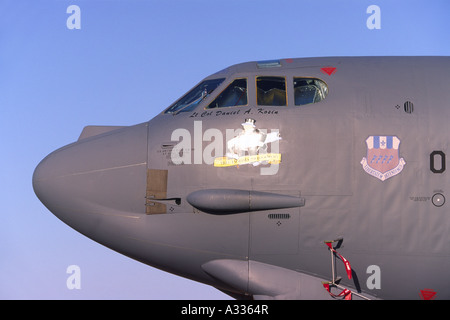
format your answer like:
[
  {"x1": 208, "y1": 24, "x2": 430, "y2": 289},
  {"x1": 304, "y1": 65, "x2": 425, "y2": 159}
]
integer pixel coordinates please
[{"x1": 361, "y1": 136, "x2": 406, "y2": 181}]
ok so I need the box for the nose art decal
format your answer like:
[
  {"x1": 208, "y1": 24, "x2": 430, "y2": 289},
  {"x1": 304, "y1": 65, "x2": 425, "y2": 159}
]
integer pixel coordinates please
[{"x1": 213, "y1": 118, "x2": 282, "y2": 168}]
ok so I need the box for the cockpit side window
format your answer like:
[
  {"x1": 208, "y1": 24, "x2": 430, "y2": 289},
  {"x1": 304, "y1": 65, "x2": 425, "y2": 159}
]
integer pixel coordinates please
[
  {"x1": 256, "y1": 76, "x2": 287, "y2": 106},
  {"x1": 207, "y1": 78, "x2": 247, "y2": 109},
  {"x1": 294, "y1": 78, "x2": 328, "y2": 106},
  {"x1": 164, "y1": 78, "x2": 225, "y2": 114}
]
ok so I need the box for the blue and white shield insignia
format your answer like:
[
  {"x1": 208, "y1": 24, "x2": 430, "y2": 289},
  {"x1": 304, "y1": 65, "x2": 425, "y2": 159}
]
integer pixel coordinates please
[{"x1": 361, "y1": 136, "x2": 406, "y2": 181}]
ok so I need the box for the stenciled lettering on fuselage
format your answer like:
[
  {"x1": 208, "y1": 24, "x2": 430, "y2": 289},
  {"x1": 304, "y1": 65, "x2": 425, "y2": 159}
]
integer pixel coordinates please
[
  {"x1": 361, "y1": 135, "x2": 406, "y2": 181},
  {"x1": 213, "y1": 118, "x2": 282, "y2": 168}
]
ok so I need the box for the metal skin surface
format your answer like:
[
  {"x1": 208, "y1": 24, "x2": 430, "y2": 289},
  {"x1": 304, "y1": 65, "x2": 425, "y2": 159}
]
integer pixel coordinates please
[{"x1": 33, "y1": 57, "x2": 450, "y2": 299}]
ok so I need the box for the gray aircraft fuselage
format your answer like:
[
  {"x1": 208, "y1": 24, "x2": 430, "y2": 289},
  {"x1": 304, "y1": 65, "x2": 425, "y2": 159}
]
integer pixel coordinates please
[{"x1": 33, "y1": 57, "x2": 450, "y2": 299}]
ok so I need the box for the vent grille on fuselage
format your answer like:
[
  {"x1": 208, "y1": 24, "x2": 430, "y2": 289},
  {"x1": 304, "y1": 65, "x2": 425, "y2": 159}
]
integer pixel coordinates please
[
  {"x1": 268, "y1": 213, "x2": 290, "y2": 219},
  {"x1": 404, "y1": 101, "x2": 414, "y2": 114}
]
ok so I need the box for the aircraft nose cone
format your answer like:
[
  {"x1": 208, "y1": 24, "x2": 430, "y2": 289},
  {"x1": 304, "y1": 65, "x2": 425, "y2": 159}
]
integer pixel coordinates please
[
  {"x1": 33, "y1": 123, "x2": 148, "y2": 227},
  {"x1": 32, "y1": 149, "x2": 66, "y2": 214}
]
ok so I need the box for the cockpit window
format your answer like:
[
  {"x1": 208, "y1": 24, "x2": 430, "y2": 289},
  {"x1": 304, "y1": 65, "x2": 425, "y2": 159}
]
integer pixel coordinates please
[
  {"x1": 164, "y1": 78, "x2": 225, "y2": 114},
  {"x1": 256, "y1": 76, "x2": 287, "y2": 106},
  {"x1": 207, "y1": 78, "x2": 247, "y2": 108},
  {"x1": 294, "y1": 78, "x2": 328, "y2": 106}
]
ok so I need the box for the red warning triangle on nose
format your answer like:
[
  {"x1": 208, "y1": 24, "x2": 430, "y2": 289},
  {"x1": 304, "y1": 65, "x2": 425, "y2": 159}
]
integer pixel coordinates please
[
  {"x1": 420, "y1": 289, "x2": 437, "y2": 300},
  {"x1": 321, "y1": 67, "x2": 337, "y2": 76}
]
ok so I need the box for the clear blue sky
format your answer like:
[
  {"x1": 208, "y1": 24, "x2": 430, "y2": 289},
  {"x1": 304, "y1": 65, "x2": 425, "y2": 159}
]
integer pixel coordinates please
[{"x1": 1, "y1": 0, "x2": 449, "y2": 299}]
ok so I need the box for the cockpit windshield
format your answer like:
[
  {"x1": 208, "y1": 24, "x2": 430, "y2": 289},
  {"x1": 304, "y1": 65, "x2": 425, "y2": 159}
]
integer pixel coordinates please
[{"x1": 164, "y1": 78, "x2": 225, "y2": 114}]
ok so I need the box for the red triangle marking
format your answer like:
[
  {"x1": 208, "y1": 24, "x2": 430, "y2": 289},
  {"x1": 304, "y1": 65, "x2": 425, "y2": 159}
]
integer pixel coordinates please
[
  {"x1": 321, "y1": 67, "x2": 337, "y2": 76},
  {"x1": 420, "y1": 289, "x2": 437, "y2": 300}
]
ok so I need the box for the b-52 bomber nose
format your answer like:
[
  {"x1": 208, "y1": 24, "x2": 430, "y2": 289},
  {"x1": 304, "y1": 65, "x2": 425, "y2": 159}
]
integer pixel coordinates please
[{"x1": 32, "y1": 56, "x2": 450, "y2": 299}]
